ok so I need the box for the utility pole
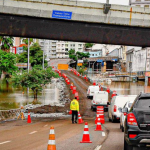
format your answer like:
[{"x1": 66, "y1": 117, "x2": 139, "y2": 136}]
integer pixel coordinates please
[
  {"x1": 27, "y1": 38, "x2": 30, "y2": 73},
  {"x1": 43, "y1": 40, "x2": 45, "y2": 70}
]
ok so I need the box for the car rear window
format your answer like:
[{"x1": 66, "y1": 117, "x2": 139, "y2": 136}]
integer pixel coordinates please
[{"x1": 136, "y1": 99, "x2": 150, "y2": 109}]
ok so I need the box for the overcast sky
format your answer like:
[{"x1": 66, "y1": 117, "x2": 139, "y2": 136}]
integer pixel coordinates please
[{"x1": 78, "y1": 0, "x2": 129, "y2": 6}]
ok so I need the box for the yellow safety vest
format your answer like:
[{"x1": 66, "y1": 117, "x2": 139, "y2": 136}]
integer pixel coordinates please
[{"x1": 70, "y1": 99, "x2": 79, "y2": 111}]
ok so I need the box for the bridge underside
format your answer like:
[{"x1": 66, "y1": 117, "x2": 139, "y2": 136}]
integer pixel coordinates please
[{"x1": 0, "y1": 14, "x2": 150, "y2": 47}]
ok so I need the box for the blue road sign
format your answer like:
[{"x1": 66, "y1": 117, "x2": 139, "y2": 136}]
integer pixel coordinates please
[{"x1": 52, "y1": 10, "x2": 72, "y2": 20}]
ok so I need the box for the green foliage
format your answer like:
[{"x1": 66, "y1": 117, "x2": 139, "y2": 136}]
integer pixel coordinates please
[
  {"x1": 0, "y1": 36, "x2": 14, "y2": 52},
  {"x1": 0, "y1": 50, "x2": 18, "y2": 75},
  {"x1": 12, "y1": 67, "x2": 59, "y2": 99},
  {"x1": 78, "y1": 66, "x2": 85, "y2": 75},
  {"x1": 85, "y1": 43, "x2": 94, "y2": 48},
  {"x1": 68, "y1": 49, "x2": 90, "y2": 61},
  {"x1": 22, "y1": 38, "x2": 33, "y2": 45},
  {"x1": 17, "y1": 43, "x2": 48, "y2": 67},
  {"x1": 68, "y1": 49, "x2": 90, "y2": 68}
]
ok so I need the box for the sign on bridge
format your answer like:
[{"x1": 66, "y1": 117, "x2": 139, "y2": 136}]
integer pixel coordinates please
[{"x1": 52, "y1": 10, "x2": 72, "y2": 20}]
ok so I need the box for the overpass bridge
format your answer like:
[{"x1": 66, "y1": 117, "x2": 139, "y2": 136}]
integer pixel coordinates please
[{"x1": 0, "y1": 0, "x2": 150, "y2": 46}]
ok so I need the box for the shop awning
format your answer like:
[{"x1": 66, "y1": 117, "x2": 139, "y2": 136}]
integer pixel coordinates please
[
  {"x1": 112, "y1": 58, "x2": 118, "y2": 62},
  {"x1": 97, "y1": 59, "x2": 103, "y2": 63}
]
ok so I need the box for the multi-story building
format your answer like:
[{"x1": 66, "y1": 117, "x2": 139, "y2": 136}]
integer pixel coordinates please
[
  {"x1": 39, "y1": 40, "x2": 85, "y2": 59},
  {"x1": 129, "y1": 0, "x2": 150, "y2": 7},
  {"x1": 39, "y1": 40, "x2": 57, "y2": 60}
]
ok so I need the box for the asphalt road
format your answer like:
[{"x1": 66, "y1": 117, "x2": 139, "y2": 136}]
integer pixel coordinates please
[{"x1": 0, "y1": 70, "x2": 148, "y2": 150}]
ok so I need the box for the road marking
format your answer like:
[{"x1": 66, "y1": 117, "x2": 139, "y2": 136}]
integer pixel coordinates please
[
  {"x1": 94, "y1": 145, "x2": 102, "y2": 150},
  {"x1": 0, "y1": 141, "x2": 11, "y2": 145},
  {"x1": 29, "y1": 131, "x2": 37, "y2": 134},
  {"x1": 44, "y1": 124, "x2": 48, "y2": 127},
  {"x1": 102, "y1": 132, "x2": 105, "y2": 136}
]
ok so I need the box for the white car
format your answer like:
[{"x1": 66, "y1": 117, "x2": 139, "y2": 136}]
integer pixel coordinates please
[
  {"x1": 120, "y1": 100, "x2": 134, "y2": 132},
  {"x1": 87, "y1": 86, "x2": 99, "y2": 99},
  {"x1": 108, "y1": 95, "x2": 137, "y2": 122},
  {"x1": 91, "y1": 91, "x2": 108, "y2": 111}
]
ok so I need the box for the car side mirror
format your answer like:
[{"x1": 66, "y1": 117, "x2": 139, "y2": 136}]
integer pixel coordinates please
[
  {"x1": 118, "y1": 107, "x2": 122, "y2": 112},
  {"x1": 122, "y1": 107, "x2": 128, "y2": 113}
]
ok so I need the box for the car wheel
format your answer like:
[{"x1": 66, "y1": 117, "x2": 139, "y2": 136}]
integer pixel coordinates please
[
  {"x1": 112, "y1": 116, "x2": 115, "y2": 123},
  {"x1": 124, "y1": 138, "x2": 133, "y2": 150}
]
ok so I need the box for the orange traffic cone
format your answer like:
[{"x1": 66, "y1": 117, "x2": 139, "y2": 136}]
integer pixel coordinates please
[
  {"x1": 47, "y1": 126, "x2": 56, "y2": 150},
  {"x1": 27, "y1": 112, "x2": 31, "y2": 123},
  {"x1": 78, "y1": 112, "x2": 84, "y2": 124},
  {"x1": 80, "y1": 122, "x2": 92, "y2": 143},
  {"x1": 95, "y1": 118, "x2": 103, "y2": 131}
]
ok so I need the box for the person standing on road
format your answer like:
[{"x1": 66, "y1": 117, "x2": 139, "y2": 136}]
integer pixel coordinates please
[{"x1": 70, "y1": 97, "x2": 79, "y2": 124}]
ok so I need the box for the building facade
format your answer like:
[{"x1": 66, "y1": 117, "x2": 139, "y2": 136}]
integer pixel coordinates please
[
  {"x1": 129, "y1": 0, "x2": 150, "y2": 7},
  {"x1": 39, "y1": 40, "x2": 85, "y2": 59}
]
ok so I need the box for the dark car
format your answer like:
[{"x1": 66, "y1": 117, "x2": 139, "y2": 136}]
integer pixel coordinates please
[{"x1": 124, "y1": 93, "x2": 150, "y2": 150}]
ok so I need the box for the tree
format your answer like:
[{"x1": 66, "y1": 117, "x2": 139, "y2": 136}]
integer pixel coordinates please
[
  {"x1": 68, "y1": 49, "x2": 90, "y2": 68},
  {"x1": 78, "y1": 66, "x2": 86, "y2": 75},
  {"x1": 0, "y1": 36, "x2": 14, "y2": 52},
  {"x1": 21, "y1": 38, "x2": 34, "y2": 45},
  {"x1": 0, "y1": 50, "x2": 18, "y2": 91},
  {"x1": 0, "y1": 50, "x2": 18, "y2": 76},
  {"x1": 85, "y1": 43, "x2": 94, "y2": 49},
  {"x1": 12, "y1": 67, "x2": 59, "y2": 101},
  {"x1": 17, "y1": 43, "x2": 48, "y2": 67}
]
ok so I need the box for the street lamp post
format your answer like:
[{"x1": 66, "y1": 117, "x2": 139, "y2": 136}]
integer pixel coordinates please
[
  {"x1": 27, "y1": 38, "x2": 30, "y2": 73},
  {"x1": 43, "y1": 40, "x2": 45, "y2": 70}
]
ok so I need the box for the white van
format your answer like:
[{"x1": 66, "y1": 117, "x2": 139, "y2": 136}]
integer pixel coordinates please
[
  {"x1": 87, "y1": 86, "x2": 99, "y2": 99},
  {"x1": 108, "y1": 95, "x2": 137, "y2": 122},
  {"x1": 91, "y1": 91, "x2": 108, "y2": 111}
]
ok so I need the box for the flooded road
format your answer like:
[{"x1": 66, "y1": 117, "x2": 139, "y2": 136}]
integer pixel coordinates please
[
  {"x1": 103, "y1": 81, "x2": 150, "y2": 95},
  {"x1": 0, "y1": 80, "x2": 59, "y2": 110},
  {"x1": 1, "y1": 74, "x2": 150, "y2": 110}
]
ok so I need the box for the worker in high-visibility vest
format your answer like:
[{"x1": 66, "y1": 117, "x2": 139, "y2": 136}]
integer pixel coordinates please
[{"x1": 70, "y1": 97, "x2": 79, "y2": 124}]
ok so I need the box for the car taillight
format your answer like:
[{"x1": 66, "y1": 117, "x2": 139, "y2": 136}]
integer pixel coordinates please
[
  {"x1": 123, "y1": 112, "x2": 127, "y2": 116},
  {"x1": 127, "y1": 113, "x2": 138, "y2": 126},
  {"x1": 114, "y1": 105, "x2": 117, "y2": 112},
  {"x1": 129, "y1": 134, "x2": 137, "y2": 139}
]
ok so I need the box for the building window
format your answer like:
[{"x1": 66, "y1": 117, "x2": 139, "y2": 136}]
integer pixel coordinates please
[
  {"x1": 65, "y1": 48, "x2": 68, "y2": 51},
  {"x1": 144, "y1": 5, "x2": 149, "y2": 8},
  {"x1": 136, "y1": 0, "x2": 141, "y2": 1},
  {"x1": 136, "y1": 5, "x2": 140, "y2": 7},
  {"x1": 92, "y1": 54, "x2": 94, "y2": 56}
]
